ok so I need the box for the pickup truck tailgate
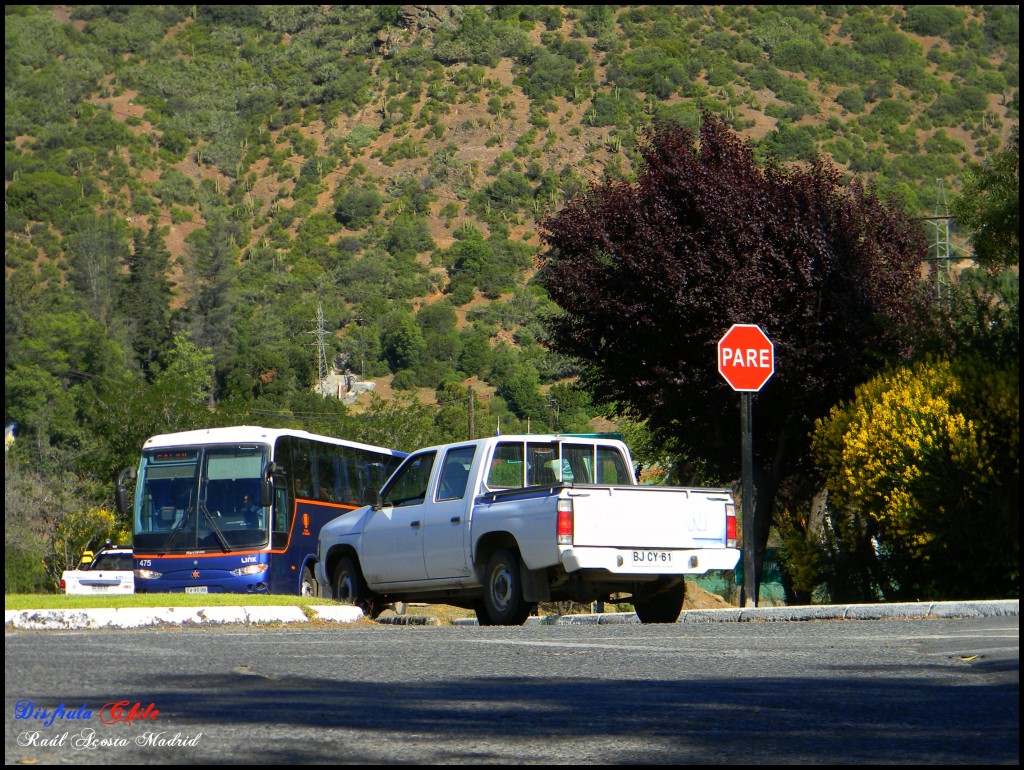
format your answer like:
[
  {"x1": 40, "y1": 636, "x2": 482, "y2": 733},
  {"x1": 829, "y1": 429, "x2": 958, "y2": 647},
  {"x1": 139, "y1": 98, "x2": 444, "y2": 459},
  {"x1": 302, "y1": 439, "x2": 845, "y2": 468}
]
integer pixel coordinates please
[
  {"x1": 569, "y1": 486, "x2": 731, "y2": 549},
  {"x1": 62, "y1": 570, "x2": 135, "y2": 595}
]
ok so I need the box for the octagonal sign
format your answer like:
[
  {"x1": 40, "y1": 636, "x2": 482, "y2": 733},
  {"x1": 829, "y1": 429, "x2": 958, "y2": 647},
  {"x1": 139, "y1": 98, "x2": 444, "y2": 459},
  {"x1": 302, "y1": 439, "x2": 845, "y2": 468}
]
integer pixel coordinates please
[{"x1": 718, "y1": 324, "x2": 775, "y2": 392}]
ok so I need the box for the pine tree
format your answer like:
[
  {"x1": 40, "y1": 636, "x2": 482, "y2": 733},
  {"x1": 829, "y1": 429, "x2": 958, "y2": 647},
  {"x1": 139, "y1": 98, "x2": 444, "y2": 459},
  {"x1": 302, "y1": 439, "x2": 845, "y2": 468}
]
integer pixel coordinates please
[{"x1": 120, "y1": 222, "x2": 174, "y2": 379}]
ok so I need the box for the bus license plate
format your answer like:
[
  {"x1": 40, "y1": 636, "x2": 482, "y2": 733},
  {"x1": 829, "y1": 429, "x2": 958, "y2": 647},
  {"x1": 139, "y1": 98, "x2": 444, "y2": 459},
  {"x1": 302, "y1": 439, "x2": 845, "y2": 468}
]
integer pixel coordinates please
[
  {"x1": 632, "y1": 550, "x2": 673, "y2": 565},
  {"x1": 185, "y1": 586, "x2": 208, "y2": 594}
]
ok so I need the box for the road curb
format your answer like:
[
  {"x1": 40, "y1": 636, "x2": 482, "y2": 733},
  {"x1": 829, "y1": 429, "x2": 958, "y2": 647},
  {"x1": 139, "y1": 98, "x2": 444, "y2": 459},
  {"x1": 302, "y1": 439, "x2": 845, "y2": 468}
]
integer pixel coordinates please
[
  {"x1": 449, "y1": 599, "x2": 1019, "y2": 626},
  {"x1": 6, "y1": 600, "x2": 1016, "y2": 631},
  {"x1": 4, "y1": 604, "x2": 362, "y2": 631}
]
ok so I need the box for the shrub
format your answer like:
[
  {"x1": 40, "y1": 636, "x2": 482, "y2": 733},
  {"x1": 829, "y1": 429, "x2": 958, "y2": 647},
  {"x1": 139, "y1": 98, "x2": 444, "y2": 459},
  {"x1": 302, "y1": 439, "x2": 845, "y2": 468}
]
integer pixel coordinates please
[
  {"x1": 902, "y1": 6, "x2": 966, "y2": 38},
  {"x1": 334, "y1": 185, "x2": 383, "y2": 229},
  {"x1": 836, "y1": 87, "x2": 866, "y2": 114},
  {"x1": 811, "y1": 358, "x2": 1019, "y2": 600}
]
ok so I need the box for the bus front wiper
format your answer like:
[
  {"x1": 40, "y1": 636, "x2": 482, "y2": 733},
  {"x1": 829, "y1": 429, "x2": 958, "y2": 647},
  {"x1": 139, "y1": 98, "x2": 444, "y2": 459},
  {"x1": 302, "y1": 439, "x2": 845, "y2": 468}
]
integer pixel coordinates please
[
  {"x1": 200, "y1": 505, "x2": 231, "y2": 553},
  {"x1": 159, "y1": 508, "x2": 192, "y2": 556}
]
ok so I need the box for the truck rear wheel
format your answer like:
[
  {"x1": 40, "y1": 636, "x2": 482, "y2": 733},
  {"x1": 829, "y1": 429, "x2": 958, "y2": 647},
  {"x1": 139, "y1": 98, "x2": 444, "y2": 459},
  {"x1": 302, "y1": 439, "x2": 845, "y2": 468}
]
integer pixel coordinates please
[
  {"x1": 479, "y1": 548, "x2": 533, "y2": 626},
  {"x1": 333, "y1": 556, "x2": 379, "y2": 618},
  {"x1": 633, "y1": 581, "x2": 686, "y2": 624}
]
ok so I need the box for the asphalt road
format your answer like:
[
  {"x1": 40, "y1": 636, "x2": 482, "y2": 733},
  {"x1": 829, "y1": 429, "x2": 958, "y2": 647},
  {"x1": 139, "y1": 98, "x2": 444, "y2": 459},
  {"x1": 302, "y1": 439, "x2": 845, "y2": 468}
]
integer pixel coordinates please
[{"x1": 5, "y1": 615, "x2": 1018, "y2": 764}]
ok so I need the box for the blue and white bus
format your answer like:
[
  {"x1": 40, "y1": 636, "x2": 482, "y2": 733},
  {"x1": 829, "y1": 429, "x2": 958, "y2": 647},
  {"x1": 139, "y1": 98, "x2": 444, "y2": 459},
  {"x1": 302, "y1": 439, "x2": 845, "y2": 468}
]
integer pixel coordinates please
[{"x1": 116, "y1": 426, "x2": 406, "y2": 596}]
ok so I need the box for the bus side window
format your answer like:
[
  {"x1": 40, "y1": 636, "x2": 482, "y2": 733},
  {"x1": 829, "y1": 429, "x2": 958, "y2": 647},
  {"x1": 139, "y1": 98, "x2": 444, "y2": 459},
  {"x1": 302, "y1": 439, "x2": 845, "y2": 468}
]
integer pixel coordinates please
[
  {"x1": 342, "y1": 444, "x2": 362, "y2": 505},
  {"x1": 315, "y1": 447, "x2": 340, "y2": 503},
  {"x1": 333, "y1": 452, "x2": 346, "y2": 503},
  {"x1": 291, "y1": 440, "x2": 314, "y2": 499}
]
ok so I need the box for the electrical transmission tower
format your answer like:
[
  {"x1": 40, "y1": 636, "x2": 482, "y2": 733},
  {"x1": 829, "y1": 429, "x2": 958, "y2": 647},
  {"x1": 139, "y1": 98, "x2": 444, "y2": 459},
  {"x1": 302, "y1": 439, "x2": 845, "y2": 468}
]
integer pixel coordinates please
[
  {"x1": 311, "y1": 302, "x2": 329, "y2": 396},
  {"x1": 922, "y1": 180, "x2": 959, "y2": 307}
]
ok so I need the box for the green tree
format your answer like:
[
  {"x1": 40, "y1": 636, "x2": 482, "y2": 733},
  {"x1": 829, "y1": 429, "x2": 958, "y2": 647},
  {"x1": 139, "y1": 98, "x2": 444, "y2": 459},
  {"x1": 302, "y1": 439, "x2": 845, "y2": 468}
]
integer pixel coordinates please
[
  {"x1": 417, "y1": 301, "x2": 461, "y2": 375},
  {"x1": 4, "y1": 458, "x2": 101, "y2": 593},
  {"x1": 5, "y1": 310, "x2": 126, "y2": 456},
  {"x1": 902, "y1": 6, "x2": 966, "y2": 38},
  {"x1": 384, "y1": 214, "x2": 434, "y2": 259},
  {"x1": 184, "y1": 213, "x2": 242, "y2": 404},
  {"x1": 5, "y1": 170, "x2": 94, "y2": 223},
  {"x1": 950, "y1": 127, "x2": 1019, "y2": 272},
  {"x1": 120, "y1": 222, "x2": 174, "y2": 377},
  {"x1": 65, "y1": 213, "x2": 130, "y2": 325},
  {"x1": 334, "y1": 185, "x2": 383, "y2": 229},
  {"x1": 155, "y1": 331, "x2": 215, "y2": 406},
  {"x1": 381, "y1": 311, "x2": 426, "y2": 373},
  {"x1": 458, "y1": 325, "x2": 494, "y2": 377}
]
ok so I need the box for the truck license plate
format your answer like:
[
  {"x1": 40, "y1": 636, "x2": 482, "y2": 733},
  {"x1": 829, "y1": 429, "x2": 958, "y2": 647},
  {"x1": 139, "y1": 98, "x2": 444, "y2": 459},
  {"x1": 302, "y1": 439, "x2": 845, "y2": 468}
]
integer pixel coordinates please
[
  {"x1": 632, "y1": 550, "x2": 673, "y2": 565},
  {"x1": 185, "y1": 586, "x2": 208, "y2": 594}
]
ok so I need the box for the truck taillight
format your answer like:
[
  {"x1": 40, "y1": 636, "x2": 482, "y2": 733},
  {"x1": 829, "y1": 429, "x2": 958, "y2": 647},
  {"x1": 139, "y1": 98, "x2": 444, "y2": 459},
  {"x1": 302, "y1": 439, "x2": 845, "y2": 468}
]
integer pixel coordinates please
[
  {"x1": 726, "y1": 503, "x2": 737, "y2": 549},
  {"x1": 557, "y1": 499, "x2": 573, "y2": 545}
]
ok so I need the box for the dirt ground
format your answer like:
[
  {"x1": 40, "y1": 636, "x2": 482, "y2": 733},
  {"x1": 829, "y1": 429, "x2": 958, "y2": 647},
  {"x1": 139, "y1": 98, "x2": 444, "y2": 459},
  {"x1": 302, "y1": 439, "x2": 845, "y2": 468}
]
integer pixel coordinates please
[{"x1": 682, "y1": 581, "x2": 733, "y2": 609}]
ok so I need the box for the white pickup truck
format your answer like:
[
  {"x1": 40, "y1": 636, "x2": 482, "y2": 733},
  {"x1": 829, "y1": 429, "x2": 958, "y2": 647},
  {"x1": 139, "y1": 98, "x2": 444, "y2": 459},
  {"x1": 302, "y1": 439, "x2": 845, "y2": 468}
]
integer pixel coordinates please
[
  {"x1": 315, "y1": 434, "x2": 740, "y2": 625},
  {"x1": 60, "y1": 543, "x2": 135, "y2": 595}
]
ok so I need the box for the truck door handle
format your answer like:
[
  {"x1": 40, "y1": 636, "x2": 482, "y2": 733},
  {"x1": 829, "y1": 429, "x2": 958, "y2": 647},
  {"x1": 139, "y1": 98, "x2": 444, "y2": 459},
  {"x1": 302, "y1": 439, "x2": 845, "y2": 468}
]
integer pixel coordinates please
[
  {"x1": 450, "y1": 516, "x2": 461, "y2": 524},
  {"x1": 410, "y1": 520, "x2": 421, "y2": 528}
]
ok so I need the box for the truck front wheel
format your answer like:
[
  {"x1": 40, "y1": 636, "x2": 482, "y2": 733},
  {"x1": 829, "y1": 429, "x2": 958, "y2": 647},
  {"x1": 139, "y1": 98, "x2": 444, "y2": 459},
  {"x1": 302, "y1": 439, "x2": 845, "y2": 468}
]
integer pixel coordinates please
[
  {"x1": 479, "y1": 548, "x2": 533, "y2": 626},
  {"x1": 301, "y1": 566, "x2": 318, "y2": 597},
  {"x1": 333, "y1": 556, "x2": 379, "y2": 619},
  {"x1": 633, "y1": 581, "x2": 686, "y2": 624}
]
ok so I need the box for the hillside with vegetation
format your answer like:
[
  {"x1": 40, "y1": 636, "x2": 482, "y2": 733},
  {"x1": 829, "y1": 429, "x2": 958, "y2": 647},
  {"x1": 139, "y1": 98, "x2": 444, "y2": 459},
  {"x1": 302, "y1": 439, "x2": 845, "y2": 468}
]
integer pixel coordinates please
[{"x1": 5, "y1": 5, "x2": 1018, "y2": 597}]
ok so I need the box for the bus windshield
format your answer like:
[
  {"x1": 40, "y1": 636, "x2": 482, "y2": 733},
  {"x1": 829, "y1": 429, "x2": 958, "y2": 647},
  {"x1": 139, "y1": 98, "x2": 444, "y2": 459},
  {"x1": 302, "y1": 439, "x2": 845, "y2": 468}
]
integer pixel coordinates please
[{"x1": 134, "y1": 445, "x2": 270, "y2": 553}]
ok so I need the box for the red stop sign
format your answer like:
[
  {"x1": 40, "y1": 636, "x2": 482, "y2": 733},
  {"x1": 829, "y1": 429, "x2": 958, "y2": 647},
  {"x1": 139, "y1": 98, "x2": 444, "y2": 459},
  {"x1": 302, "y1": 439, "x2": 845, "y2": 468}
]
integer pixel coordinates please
[{"x1": 718, "y1": 324, "x2": 775, "y2": 392}]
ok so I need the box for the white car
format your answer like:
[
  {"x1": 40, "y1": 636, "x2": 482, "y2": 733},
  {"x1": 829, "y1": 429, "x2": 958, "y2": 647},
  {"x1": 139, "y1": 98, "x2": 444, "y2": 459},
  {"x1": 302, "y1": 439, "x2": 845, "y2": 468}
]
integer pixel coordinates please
[{"x1": 60, "y1": 545, "x2": 135, "y2": 595}]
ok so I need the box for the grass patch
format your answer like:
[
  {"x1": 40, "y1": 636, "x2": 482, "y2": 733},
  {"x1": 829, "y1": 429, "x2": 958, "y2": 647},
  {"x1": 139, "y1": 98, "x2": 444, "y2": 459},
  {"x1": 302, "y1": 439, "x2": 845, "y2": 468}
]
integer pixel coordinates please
[{"x1": 4, "y1": 593, "x2": 343, "y2": 611}]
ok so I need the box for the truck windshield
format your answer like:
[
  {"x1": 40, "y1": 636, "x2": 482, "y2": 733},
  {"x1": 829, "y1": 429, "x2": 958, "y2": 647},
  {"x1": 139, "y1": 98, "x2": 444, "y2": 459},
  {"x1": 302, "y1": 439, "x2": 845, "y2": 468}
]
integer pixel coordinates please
[
  {"x1": 133, "y1": 445, "x2": 270, "y2": 553},
  {"x1": 90, "y1": 552, "x2": 133, "y2": 571}
]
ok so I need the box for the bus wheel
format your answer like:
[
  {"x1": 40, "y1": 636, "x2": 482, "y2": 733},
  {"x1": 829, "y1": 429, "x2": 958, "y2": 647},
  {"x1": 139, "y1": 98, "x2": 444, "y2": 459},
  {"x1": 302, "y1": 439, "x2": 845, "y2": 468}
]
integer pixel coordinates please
[
  {"x1": 301, "y1": 566, "x2": 318, "y2": 598},
  {"x1": 333, "y1": 557, "x2": 378, "y2": 618}
]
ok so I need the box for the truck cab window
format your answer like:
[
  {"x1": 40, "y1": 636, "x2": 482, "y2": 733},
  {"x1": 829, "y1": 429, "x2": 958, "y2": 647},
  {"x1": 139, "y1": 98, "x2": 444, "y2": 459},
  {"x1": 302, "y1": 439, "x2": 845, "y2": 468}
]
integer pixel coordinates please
[
  {"x1": 437, "y1": 446, "x2": 475, "y2": 501},
  {"x1": 382, "y1": 452, "x2": 436, "y2": 507},
  {"x1": 563, "y1": 444, "x2": 595, "y2": 484},
  {"x1": 527, "y1": 443, "x2": 559, "y2": 485},
  {"x1": 597, "y1": 447, "x2": 630, "y2": 484},
  {"x1": 488, "y1": 443, "x2": 524, "y2": 488}
]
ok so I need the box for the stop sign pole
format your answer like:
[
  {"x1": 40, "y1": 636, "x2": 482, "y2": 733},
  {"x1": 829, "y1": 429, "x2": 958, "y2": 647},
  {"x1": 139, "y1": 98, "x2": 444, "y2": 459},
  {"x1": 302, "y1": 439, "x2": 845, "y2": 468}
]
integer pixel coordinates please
[{"x1": 718, "y1": 324, "x2": 775, "y2": 608}]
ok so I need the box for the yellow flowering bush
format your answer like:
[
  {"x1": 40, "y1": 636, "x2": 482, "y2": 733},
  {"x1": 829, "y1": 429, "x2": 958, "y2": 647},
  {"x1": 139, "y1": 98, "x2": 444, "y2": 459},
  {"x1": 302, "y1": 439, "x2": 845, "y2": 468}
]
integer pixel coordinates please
[
  {"x1": 44, "y1": 507, "x2": 131, "y2": 588},
  {"x1": 811, "y1": 357, "x2": 1018, "y2": 599}
]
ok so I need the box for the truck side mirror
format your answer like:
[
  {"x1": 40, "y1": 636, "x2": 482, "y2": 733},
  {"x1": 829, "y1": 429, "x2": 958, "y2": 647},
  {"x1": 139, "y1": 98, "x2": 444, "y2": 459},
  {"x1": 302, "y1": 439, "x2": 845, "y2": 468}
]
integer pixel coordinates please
[
  {"x1": 114, "y1": 468, "x2": 136, "y2": 515},
  {"x1": 362, "y1": 488, "x2": 382, "y2": 509}
]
